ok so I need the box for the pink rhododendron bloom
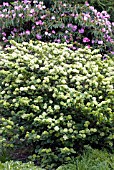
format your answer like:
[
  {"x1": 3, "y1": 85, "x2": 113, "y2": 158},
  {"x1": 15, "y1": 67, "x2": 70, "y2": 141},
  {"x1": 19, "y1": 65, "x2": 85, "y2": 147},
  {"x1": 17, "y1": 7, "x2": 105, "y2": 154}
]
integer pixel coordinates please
[
  {"x1": 61, "y1": 14, "x2": 65, "y2": 17},
  {"x1": 14, "y1": 6, "x2": 20, "y2": 10},
  {"x1": 102, "y1": 28, "x2": 106, "y2": 32},
  {"x1": 72, "y1": 25, "x2": 77, "y2": 32},
  {"x1": 40, "y1": 15, "x2": 47, "y2": 19},
  {"x1": 19, "y1": 13, "x2": 23, "y2": 17},
  {"x1": 0, "y1": 14, "x2": 4, "y2": 17},
  {"x1": 32, "y1": 26, "x2": 35, "y2": 29},
  {"x1": 52, "y1": 30, "x2": 55, "y2": 34},
  {"x1": 111, "y1": 51, "x2": 114, "y2": 54},
  {"x1": 98, "y1": 40, "x2": 103, "y2": 44},
  {"x1": 30, "y1": 9, "x2": 35, "y2": 13},
  {"x1": 87, "y1": 45, "x2": 90, "y2": 48},
  {"x1": 45, "y1": 31, "x2": 48, "y2": 35},
  {"x1": 3, "y1": 2, "x2": 9, "y2": 6},
  {"x1": 78, "y1": 28, "x2": 84, "y2": 33},
  {"x1": 25, "y1": 30, "x2": 30, "y2": 35},
  {"x1": 13, "y1": 13, "x2": 16, "y2": 18},
  {"x1": 68, "y1": 23, "x2": 73, "y2": 28},
  {"x1": 36, "y1": 20, "x2": 43, "y2": 25},
  {"x1": 3, "y1": 9, "x2": 7, "y2": 12},
  {"x1": 55, "y1": 39, "x2": 61, "y2": 43},
  {"x1": 92, "y1": 40, "x2": 95, "y2": 44},
  {"x1": 23, "y1": 0, "x2": 29, "y2": 3},
  {"x1": 13, "y1": 28, "x2": 17, "y2": 32},
  {"x1": 36, "y1": 34, "x2": 42, "y2": 40},
  {"x1": 48, "y1": 33, "x2": 51, "y2": 36},
  {"x1": 2, "y1": 37, "x2": 6, "y2": 40},
  {"x1": 83, "y1": 37, "x2": 90, "y2": 42},
  {"x1": 85, "y1": 1, "x2": 89, "y2": 6},
  {"x1": 11, "y1": 31, "x2": 15, "y2": 36},
  {"x1": 51, "y1": 16, "x2": 55, "y2": 20},
  {"x1": 83, "y1": 15, "x2": 88, "y2": 21},
  {"x1": 89, "y1": 6, "x2": 94, "y2": 11},
  {"x1": 70, "y1": 13, "x2": 75, "y2": 17},
  {"x1": 2, "y1": 32, "x2": 6, "y2": 36}
]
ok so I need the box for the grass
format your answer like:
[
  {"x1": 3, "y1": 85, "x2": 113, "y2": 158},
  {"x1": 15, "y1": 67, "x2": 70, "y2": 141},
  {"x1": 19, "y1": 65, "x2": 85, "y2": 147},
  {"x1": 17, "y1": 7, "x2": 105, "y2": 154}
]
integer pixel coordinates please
[
  {"x1": 0, "y1": 147, "x2": 114, "y2": 170},
  {"x1": 57, "y1": 147, "x2": 114, "y2": 170}
]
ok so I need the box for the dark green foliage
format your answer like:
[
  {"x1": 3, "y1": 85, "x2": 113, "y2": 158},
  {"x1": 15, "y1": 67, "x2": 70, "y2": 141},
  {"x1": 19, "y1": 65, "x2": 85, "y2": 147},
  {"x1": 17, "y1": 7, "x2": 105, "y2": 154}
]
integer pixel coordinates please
[
  {"x1": 0, "y1": 40, "x2": 114, "y2": 169},
  {"x1": 0, "y1": 0, "x2": 114, "y2": 56}
]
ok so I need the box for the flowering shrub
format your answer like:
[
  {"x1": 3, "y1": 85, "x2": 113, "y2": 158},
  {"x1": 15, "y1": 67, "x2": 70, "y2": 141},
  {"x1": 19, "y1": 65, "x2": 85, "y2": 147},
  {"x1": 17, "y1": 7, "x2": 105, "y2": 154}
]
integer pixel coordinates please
[
  {"x1": 63, "y1": 0, "x2": 114, "y2": 22},
  {"x1": 0, "y1": 0, "x2": 114, "y2": 56},
  {"x1": 0, "y1": 40, "x2": 114, "y2": 169}
]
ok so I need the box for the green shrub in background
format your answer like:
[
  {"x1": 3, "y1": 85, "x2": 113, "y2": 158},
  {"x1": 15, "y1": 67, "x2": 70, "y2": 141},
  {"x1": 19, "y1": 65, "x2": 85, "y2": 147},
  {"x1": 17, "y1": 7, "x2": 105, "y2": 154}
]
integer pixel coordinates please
[
  {"x1": 0, "y1": 40, "x2": 114, "y2": 169},
  {"x1": 0, "y1": 0, "x2": 114, "y2": 56}
]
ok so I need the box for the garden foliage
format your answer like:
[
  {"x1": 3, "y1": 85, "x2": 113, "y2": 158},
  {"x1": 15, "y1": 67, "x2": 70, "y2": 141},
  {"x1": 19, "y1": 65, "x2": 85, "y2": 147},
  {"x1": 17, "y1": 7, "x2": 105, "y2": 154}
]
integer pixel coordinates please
[
  {"x1": 0, "y1": 161, "x2": 41, "y2": 170},
  {"x1": 62, "y1": 0, "x2": 114, "y2": 22},
  {"x1": 0, "y1": 0, "x2": 114, "y2": 56},
  {"x1": 0, "y1": 40, "x2": 114, "y2": 169}
]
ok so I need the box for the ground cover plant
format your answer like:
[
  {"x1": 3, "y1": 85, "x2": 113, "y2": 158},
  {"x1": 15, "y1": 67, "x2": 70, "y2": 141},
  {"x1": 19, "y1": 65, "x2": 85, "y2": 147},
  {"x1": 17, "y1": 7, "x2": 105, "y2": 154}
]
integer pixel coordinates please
[
  {"x1": 0, "y1": 40, "x2": 114, "y2": 169},
  {"x1": 0, "y1": 148, "x2": 114, "y2": 170},
  {"x1": 57, "y1": 147, "x2": 114, "y2": 170},
  {"x1": 0, "y1": 0, "x2": 114, "y2": 56},
  {"x1": 0, "y1": 161, "x2": 41, "y2": 170}
]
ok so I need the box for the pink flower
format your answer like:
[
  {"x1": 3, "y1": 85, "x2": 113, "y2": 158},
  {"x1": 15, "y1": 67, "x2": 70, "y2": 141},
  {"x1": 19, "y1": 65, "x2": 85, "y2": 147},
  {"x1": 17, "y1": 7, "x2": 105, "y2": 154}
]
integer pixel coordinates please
[
  {"x1": 19, "y1": 13, "x2": 23, "y2": 17},
  {"x1": 13, "y1": 28, "x2": 17, "y2": 32},
  {"x1": 92, "y1": 40, "x2": 95, "y2": 44},
  {"x1": 111, "y1": 51, "x2": 114, "y2": 55},
  {"x1": 102, "y1": 28, "x2": 106, "y2": 32},
  {"x1": 36, "y1": 34, "x2": 42, "y2": 40},
  {"x1": 68, "y1": 23, "x2": 73, "y2": 28},
  {"x1": 14, "y1": 6, "x2": 20, "y2": 10},
  {"x1": 32, "y1": 26, "x2": 35, "y2": 29},
  {"x1": 2, "y1": 32, "x2": 6, "y2": 36},
  {"x1": 72, "y1": 25, "x2": 77, "y2": 32},
  {"x1": 40, "y1": 15, "x2": 47, "y2": 20},
  {"x1": 45, "y1": 31, "x2": 48, "y2": 35},
  {"x1": 3, "y1": 2, "x2": 9, "y2": 6},
  {"x1": 0, "y1": 14, "x2": 4, "y2": 18},
  {"x1": 87, "y1": 45, "x2": 90, "y2": 48},
  {"x1": 78, "y1": 28, "x2": 84, "y2": 34},
  {"x1": 35, "y1": 20, "x2": 43, "y2": 26},
  {"x1": 83, "y1": 37, "x2": 90, "y2": 43},
  {"x1": 13, "y1": 13, "x2": 16, "y2": 18},
  {"x1": 55, "y1": 39, "x2": 61, "y2": 43},
  {"x1": 70, "y1": 13, "x2": 75, "y2": 17},
  {"x1": 83, "y1": 15, "x2": 88, "y2": 21},
  {"x1": 51, "y1": 16, "x2": 55, "y2": 20},
  {"x1": 89, "y1": 6, "x2": 94, "y2": 11},
  {"x1": 98, "y1": 40, "x2": 103, "y2": 44},
  {"x1": 25, "y1": 30, "x2": 30, "y2": 35},
  {"x1": 30, "y1": 9, "x2": 35, "y2": 13},
  {"x1": 85, "y1": 1, "x2": 89, "y2": 6},
  {"x1": 52, "y1": 30, "x2": 55, "y2": 34},
  {"x1": 2, "y1": 37, "x2": 6, "y2": 41},
  {"x1": 24, "y1": 0, "x2": 28, "y2": 3},
  {"x1": 65, "y1": 30, "x2": 69, "y2": 34},
  {"x1": 11, "y1": 31, "x2": 15, "y2": 36}
]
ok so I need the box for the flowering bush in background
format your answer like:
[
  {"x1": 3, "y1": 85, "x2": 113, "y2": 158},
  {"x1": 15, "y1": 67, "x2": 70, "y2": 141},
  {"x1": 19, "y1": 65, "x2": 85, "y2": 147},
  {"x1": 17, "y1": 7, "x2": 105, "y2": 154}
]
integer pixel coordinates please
[
  {"x1": 0, "y1": 40, "x2": 114, "y2": 169},
  {"x1": 0, "y1": 0, "x2": 114, "y2": 56}
]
